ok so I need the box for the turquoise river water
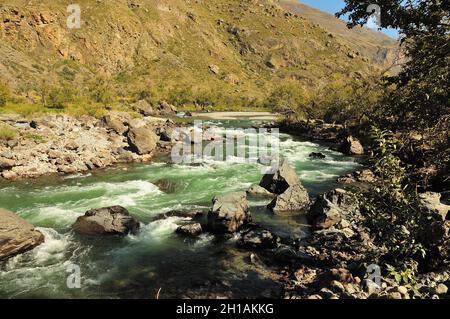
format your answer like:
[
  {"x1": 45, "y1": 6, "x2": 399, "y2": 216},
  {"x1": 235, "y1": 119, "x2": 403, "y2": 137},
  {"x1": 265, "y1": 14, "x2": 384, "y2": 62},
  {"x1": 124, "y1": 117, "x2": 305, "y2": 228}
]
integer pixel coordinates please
[{"x1": 0, "y1": 117, "x2": 361, "y2": 298}]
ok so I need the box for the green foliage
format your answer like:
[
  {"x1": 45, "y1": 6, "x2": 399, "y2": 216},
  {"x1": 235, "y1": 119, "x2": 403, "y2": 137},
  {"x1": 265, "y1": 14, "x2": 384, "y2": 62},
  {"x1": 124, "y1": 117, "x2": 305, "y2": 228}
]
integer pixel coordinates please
[
  {"x1": 265, "y1": 82, "x2": 308, "y2": 119},
  {"x1": 358, "y1": 126, "x2": 432, "y2": 283},
  {"x1": 89, "y1": 75, "x2": 116, "y2": 106},
  {"x1": 0, "y1": 124, "x2": 16, "y2": 141},
  {"x1": 59, "y1": 66, "x2": 77, "y2": 82},
  {"x1": 46, "y1": 87, "x2": 69, "y2": 109},
  {"x1": 386, "y1": 261, "x2": 419, "y2": 285},
  {"x1": 369, "y1": 126, "x2": 405, "y2": 191},
  {"x1": 167, "y1": 86, "x2": 194, "y2": 107},
  {"x1": 0, "y1": 81, "x2": 11, "y2": 107},
  {"x1": 339, "y1": 0, "x2": 449, "y2": 130}
]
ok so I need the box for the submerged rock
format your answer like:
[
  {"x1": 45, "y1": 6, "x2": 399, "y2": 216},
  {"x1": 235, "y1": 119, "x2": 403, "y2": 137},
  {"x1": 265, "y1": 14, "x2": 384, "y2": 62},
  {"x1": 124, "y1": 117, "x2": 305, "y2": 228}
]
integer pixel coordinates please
[
  {"x1": 309, "y1": 152, "x2": 326, "y2": 160},
  {"x1": 73, "y1": 206, "x2": 140, "y2": 236},
  {"x1": 0, "y1": 208, "x2": 44, "y2": 261},
  {"x1": 207, "y1": 192, "x2": 251, "y2": 233},
  {"x1": 237, "y1": 228, "x2": 279, "y2": 249},
  {"x1": 246, "y1": 184, "x2": 276, "y2": 197}
]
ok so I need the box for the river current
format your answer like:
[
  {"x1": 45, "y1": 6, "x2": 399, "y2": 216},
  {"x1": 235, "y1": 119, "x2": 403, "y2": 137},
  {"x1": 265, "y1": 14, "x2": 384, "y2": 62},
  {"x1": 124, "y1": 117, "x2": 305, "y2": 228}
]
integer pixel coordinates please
[{"x1": 0, "y1": 116, "x2": 361, "y2": 298}]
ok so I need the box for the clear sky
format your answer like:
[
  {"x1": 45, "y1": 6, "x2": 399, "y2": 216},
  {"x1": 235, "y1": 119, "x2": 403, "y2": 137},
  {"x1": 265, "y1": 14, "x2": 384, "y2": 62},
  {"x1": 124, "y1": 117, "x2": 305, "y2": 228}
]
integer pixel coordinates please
[{"x1": 299, "y1": 0, "x2": 399, "y2": 38}]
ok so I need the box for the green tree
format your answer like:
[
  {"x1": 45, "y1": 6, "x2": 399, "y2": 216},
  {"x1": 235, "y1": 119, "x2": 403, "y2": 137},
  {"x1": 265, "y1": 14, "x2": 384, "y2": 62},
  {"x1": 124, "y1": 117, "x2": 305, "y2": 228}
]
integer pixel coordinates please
[
  {"x1": 266, "y1": 83, "x2": 308, "y2": 121},
  {"x1": 0, "y1": 81, "x2": 11, "y2": 106},
  {"x1": 338, "y1": 0, "x2": 450, "y2": 130}
]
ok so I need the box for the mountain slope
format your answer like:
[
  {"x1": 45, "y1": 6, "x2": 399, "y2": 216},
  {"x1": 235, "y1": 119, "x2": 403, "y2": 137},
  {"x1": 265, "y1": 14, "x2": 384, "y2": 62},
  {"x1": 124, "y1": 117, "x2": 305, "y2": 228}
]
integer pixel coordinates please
[
  {"x1": 279, "y1": 0, "x2": 400, "y2": 67},
  {"x1": 0, "y1": 0, "x2": 399, "y2": 107}
]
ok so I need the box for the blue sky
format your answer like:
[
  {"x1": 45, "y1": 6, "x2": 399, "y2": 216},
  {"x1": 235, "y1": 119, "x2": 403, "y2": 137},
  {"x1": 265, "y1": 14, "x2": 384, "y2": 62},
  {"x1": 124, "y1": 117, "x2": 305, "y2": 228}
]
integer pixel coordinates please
[{"x1": 299, "y1": 0, "x2": 399, "y2": 38}]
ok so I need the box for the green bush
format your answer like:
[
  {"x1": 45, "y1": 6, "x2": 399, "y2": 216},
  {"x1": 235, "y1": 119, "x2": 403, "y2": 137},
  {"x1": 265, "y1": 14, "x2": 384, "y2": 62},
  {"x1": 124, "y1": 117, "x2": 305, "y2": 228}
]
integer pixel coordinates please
[
  {"x1": 89, "y1": 76, "x2": 116, "y2": 106},
  {"x1": 0, "y1": 81, "x2": 11, "y2": 106},
  {"x1": 0, "y1": 124, "x2": 16, "y2": 140},
  {"x1": 357, "y1": 127, "x2": 442, "y2": 284}
]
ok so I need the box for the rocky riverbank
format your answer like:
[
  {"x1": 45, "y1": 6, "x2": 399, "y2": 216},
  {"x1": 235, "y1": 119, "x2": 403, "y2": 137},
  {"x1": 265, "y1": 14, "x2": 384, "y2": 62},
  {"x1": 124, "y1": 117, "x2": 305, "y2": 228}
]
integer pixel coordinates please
[{"x1": 0, "y1": 110, "x2": 179, "y2": 181}]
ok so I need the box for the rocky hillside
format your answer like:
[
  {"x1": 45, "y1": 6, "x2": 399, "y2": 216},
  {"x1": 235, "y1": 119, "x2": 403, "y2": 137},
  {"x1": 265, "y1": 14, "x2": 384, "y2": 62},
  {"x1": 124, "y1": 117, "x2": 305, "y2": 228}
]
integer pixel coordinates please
[
  {"x1": 279, "y1": 0, "x2": 400, "y2": 68},
  {"x1": 0, "y1": 0, "x2": 398, "y2": 106}
]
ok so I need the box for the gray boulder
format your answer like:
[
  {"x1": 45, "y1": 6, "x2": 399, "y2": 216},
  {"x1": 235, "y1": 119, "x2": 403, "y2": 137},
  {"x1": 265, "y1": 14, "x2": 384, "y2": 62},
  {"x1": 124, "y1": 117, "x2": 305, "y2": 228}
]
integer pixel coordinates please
[
  {"x1": 132, "y1": 99, "x2": 154, "y2": 116},
  {"x1": 0, "y1": 208, "x2": 44, "y2": 261},
  {"x1": 73, "y1": 206, "x2": 140, "y2": 236},
  {"x1": 420, "y1": 192, "x2": 450, "y2": 221},
  {"x1": 127, "y1": 126, "x2": 158, "y2": 155},
  {"x1": 207, "y1": 192, "x2": 251, "y2": 233},
  {"x1": 259, "y1": 159, "x2": 300, "y2": 194},
  {"x1": 176, "y1": 223, "x2": 203, "y2": 237},
  {"x1": 268, "y1": 184, "x2": 310, "y2": 213},
  {"x1": 101, "y1": 112, "x2": 131, "y2": 135}
]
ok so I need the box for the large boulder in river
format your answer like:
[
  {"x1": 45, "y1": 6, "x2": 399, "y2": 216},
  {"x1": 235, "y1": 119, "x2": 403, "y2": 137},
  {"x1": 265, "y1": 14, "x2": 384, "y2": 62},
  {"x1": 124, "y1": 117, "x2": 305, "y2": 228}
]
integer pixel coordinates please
[
  {"x1": 127, "y1": 126, "x2": 158, "y2": 155},
  {"x1": 207, "y1": 192, "x2": 251, "y2": 233},
  {"x1": 259, "y1": 159, "x2": 300, "y2": 194},
  {"x1": 308, "y1": 188, "x2": 356, "y2": 230},
  {"x1": 0, "y1": 208, "x2": 44, "y2": 261},
  {"x1": 268, "y1": 184, "x2": 310, "y2": 213},
  {"x1": 73, "y1": 206, "x2": 140, "y2": 236}
]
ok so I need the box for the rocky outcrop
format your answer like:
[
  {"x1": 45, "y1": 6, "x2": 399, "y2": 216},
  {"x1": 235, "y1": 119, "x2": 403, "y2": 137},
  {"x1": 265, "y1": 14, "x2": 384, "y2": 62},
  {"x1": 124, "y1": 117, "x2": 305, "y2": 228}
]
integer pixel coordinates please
[
  {"x1": 72, "y1": 206, "x2": 140, "y2": 236},
  {"x1": 207, "y1": 192, "x2": 251, "y2": 233},
  {"x1": 127, "y1": 126, "x2": 158, "y2": 155},
  {"x1": 259, "y1": 159, "x2": 300, "y2": 194},
  {"x1": 268, "y1": 184, "x2": 310, "y2": 213},
  {"x1": 340, "y1": 136, "x2": 364, "y2": 155},
  {"x1": 308, "y1": 188, "x2": 357, "y2": 230},
  {"x1": 0, "y1": 208, "x2": 44, "y2": 260}
]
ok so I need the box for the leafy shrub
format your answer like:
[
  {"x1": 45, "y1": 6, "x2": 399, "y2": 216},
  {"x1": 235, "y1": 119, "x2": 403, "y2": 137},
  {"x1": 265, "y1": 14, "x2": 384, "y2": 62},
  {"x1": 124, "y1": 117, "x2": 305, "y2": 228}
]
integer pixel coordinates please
[{"x1": 357, "y1": 126, "x2": 440, "y2": 284}]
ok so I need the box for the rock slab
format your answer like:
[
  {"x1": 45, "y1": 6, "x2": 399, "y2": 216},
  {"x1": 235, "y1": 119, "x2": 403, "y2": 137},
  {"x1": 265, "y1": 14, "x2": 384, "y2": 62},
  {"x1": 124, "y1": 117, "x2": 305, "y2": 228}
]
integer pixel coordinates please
[{"x1": 0, "y1": 208, "x2": 44, "y2": 260}]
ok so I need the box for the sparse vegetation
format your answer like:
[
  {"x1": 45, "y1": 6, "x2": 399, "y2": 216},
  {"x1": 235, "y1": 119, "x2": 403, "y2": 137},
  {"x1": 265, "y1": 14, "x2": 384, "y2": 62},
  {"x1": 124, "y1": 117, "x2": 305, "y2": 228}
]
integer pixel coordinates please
[{"x1": 0, "y1": 124, "x2": 17, "y2": 141}]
